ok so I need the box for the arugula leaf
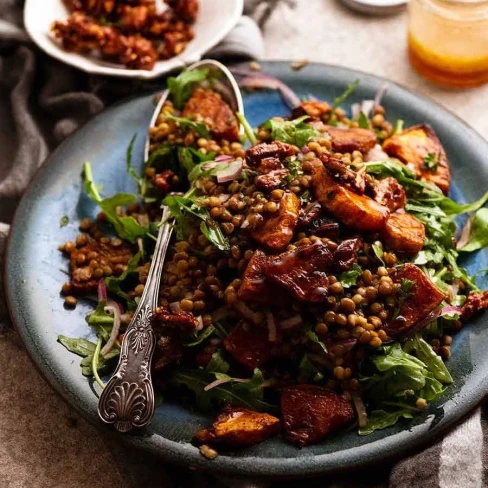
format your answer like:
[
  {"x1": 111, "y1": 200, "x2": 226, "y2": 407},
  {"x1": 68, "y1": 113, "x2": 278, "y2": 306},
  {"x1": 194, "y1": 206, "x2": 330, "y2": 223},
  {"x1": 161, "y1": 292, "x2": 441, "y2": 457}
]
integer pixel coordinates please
[
  {"x1": 441, "y1": 190, "x2": 488, "y2": 216},
  {"x1": 358, "y1": 111, "x2": 369, "y2": 129},
  {"x1": 104, "y1": 252, "x2": 141, "y2": 305},
  {"x1": 163, "y1": 194, "x2": 230, "y2": 251},
  {"x1": 183, "y1": 325, "x2": 216, "y2": 347},
  {"x1": 299, "y1": 354, "x2": 324, "y2": 382},
  {"x1": 167, "y1": 368, "x2": 271, "y2": 412},
  {"x1": 372, "y1": 243, "x2": 385, "y2": 265},
  {"x1": 423, "y1": 152, "x2": 440, "y2": 171},
  {"x1": 339, "y1": 263, "x2": 362, "y2": 288},
  {"x1": 262, "y1": 116, "x2": 320, "y2": 147},
  {"x1": 328, "y1": 79, "x2": 360, "y2": 125},
  {"x1": 58, "y1": 335, "x2": 119, "y2": 377},
  {"x1": 178, "y1": 146, "x2": 216, "y2": 179},
  {"x1": 87, "y1": 300, "x2": 114, "y2": 341},
  {"x1": 305, "y1": 327, "x2": 328, "y2": 353},
  {"x1": 359, "y1": 409, "x2": 414, "y2": 435},
  {"x1": 167, "y1": 68, "x2": 209, "y2": 109},
  {"x1": 420, "y1": 373, "x2": 447, "y2": 401},
  {"x1": 83, "y1": 163, "x2": 148, "y2": 243},
  {"x1": 205, "y1": 350, "x2": 230, "y2": 374},
  {"x1": 163, "y1": 112, "x2": 210, "y2": 138},
  {"x1": 459, "y1": 208, "x2": 488, "y2": 252},
  {"x1": 126, "y1": 134, "x2": 144, "y2": 191},
  {"x1": 405, "y1": 335, "x2": 453, "y2": 384},
  {"x1": 393, "y1": 119, "x2": 404, "y2": 134},
  {"x1": 236, "y1": 112, "x2": 257, "y2": 145}
]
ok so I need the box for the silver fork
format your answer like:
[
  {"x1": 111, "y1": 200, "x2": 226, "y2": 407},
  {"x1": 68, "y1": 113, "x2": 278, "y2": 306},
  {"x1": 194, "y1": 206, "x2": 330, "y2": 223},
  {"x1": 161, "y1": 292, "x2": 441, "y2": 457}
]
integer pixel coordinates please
[{"x1": 98, "y1": 206, "x2": 172, "y2": 432}]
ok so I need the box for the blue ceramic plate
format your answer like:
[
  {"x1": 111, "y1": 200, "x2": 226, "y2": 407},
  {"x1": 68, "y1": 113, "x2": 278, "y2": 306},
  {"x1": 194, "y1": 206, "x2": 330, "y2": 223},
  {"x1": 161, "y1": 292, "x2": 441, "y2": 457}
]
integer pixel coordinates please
[{"x1": 5, "y1": 62, "x2": 488, "y2": 478}]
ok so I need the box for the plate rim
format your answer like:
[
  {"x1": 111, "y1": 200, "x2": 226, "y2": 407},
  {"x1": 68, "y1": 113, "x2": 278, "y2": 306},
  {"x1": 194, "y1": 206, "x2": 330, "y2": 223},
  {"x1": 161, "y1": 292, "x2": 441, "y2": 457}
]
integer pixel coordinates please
[
  {"x1": 23, "y1": 0, "x2": 244, "y2": 79},
  {"x1": 5, "y1": 60, "x2": 488, "y2": 478}
]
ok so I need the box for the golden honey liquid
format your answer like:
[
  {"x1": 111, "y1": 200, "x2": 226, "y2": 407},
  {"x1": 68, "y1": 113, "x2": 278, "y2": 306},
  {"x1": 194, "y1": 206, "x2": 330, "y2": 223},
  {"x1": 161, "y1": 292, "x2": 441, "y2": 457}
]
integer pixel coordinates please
[{"x1": 408, "y1": 0, "x2": 488, "y2": 88}]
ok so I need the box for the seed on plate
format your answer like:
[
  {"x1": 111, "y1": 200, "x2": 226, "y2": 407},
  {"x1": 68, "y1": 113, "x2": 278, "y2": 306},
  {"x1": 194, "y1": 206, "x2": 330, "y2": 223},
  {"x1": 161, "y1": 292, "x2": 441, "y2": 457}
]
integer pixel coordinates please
[
  {"x1": 340, "y1": 298, "x2": 356, "y2": 313},
  {"x1": 93, "y1": 268, "x2": 103, "y2": 279},
  {"x1": 315, "y1": 322, "x2": 328, "y2": 335},
  {"x1": 264, "y1": 201, "x2": 278, "y2": 213},
  {"x1": 135, "y1": 284, "x2": 145, "y2": 296},
  {"x1": 330, "y1": 282, "x2": 344, "y2": 294},
  {"x1": 200, "y1": 444, "x2": 218, "y2": 460},
  {"x1": 416, "y1": 398, "x2": 427, "y2": 410},
  {"x1": 61, "y1": 282, "x2": 72, "y2": 295},
  {"x1": 64, "y1": 296, "x2": 77, "y2": 308},
  {"x1": 79, "y1": 218, "x2": 92, "y2": 231}
]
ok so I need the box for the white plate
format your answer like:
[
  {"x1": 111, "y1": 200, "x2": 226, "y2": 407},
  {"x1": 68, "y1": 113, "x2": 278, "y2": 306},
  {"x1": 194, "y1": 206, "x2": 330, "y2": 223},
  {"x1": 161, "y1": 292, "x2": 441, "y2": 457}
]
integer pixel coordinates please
[{"x1": 24, "y1": 0, "x2": 243, "y2": 79}]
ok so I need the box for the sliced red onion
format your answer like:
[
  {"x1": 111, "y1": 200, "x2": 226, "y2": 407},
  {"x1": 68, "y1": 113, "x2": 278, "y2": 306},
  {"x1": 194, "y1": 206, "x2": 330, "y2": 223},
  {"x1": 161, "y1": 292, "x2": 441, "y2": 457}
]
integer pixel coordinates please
[
  {"x1": 351, "y1": 100, "x2": 375, "y2": 120},
  {"x1": 365, "y1": 144, "x2": 389, "y2": 162},
  {"x1": 350, "y1": 391, "x2": 368, "y2": 428},
  {"x1": 240, "y1": 216, "x2": 250, "y2": 229},
  {"x1": 202, "y1": 161, "x2": 220, "y2": 171},
  {"x1": 413, "y1": 305, "x2": 463, "y2": 332},
  {"x1": 196, "y1": 315, "x2": 204, "y2": 331},
  {"x1": 279, "y1": 315, "x2": 302, "y2": 330},
  {"x1": 98, "y1": 279, "x2": 107, "y2": 302},
  {"x1": 374, "y1": 83, "x2": 389, "y2": 109},
  {"x1": 456, "y1": 214, "x2": 474, "y2": 249},
  {"x1": 233, "y1": 300, "x2": 256, "y2": 322},
  {"x1": 215, "y1": 154, "x2": 234, "y2": 163},
  {"x1": 169, "y1": 301, "x2": 181, "y2": 312},
  {"x1": 231, "y1": 69, "x2": 301, "y2": 110},
  {"x1": 302, "y1": 146, "x2": 311, "y2": 154},
  {"x1": 204, "y1": 377, "x2": 249, "y2": 391},
  {"x1": 216, "y1": 159, "x2": 243, "y2": 183},
  {"x1": 101, "y1": 299, "x2": 122, "y2": 356},
  {"x1": 266, "y1": 311, "x2": 278, "y2": 342}
]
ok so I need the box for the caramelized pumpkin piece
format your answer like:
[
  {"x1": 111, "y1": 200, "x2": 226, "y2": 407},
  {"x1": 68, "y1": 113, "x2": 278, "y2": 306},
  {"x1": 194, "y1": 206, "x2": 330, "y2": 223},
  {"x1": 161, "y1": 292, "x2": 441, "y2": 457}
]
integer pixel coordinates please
[
  {"x1": 265, "y1": 241, "x2": 333, "y2": 302},
  {"x1": 224, "y1": 322, "x2": 272, "y2": 370},
  {"x1": 311, "y1": 162, "x2": 389, "y2": 232},
  {"x1": 382, "y1": 212, "x2": 425, "y2": 255},
  {"x1": 292, "y1": 100, "x2": 331, "y2": 120},
  {"x1": 382, "y1": 263, "x2": 446, "y2": 337},
  {"x1": 325, "y1": 126, "x2": 377, "y2": 154},
  {"x1": 382, "y1": 124, "x2": 451, "y2": 194},
  {"x1": 250, "y1": 192, "x2": 300, "y2": 252},
  {"x1": 193, "y1": 406, "x2": 280, "y2": 447},
  {"x1": 182, "y1": 88, "x2": 239, "y2": 142},
  {"x1": 238, "y1": 249, "x2": 287, "y2": 306},
  {"x1": 281, "y1": 385, "x2": 354, "y2": 447}
]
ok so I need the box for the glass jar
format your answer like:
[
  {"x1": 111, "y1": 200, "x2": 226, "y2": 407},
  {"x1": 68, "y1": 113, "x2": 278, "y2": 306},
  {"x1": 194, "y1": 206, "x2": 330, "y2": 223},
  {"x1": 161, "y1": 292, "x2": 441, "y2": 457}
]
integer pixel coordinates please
[{"x1": 408, "y1": 0, "x2": 488, "y2": 87}]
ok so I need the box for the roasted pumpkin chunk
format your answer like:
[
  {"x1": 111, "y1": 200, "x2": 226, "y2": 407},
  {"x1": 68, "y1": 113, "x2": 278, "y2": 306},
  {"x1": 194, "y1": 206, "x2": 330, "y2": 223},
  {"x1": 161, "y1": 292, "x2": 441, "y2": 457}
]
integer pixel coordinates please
[
  {"x1": 250, "y1": 192, "x2": 301, "y2": 252},
  {"x1": 238, "y1": 249, "x2": 287, "y2": 306},
  {"x1": 311, "y1": 162, "x2": 389, "y2": 232},
  {"x1": 281, "y1": 385, "x2": 354, "y2": 447},
  {"x1": 292, "y1": 100, "x2": 331, "y2": 120},
  {"x1": 193, "y1": 406, "x2": 280, "y2": 447},
  {"x1": 324, "y1": 126, "x2": 377, "y2": 154},
  {"x1": 382, "y1": 263, "x2": 446, "y2": 337},
  {"x1": 265, "y1": 241, "x2": 333, "y2": 302},
  {"x1": 224, "y1": 322, "x2": 272, "y2": 370},
  {"x1": 182, "y1": 88, "x2": 239, "y2": 142},
  {"x1": 382, "y1": 124, "x2": 451, "y2": 194},
  {"x1": 382, "y1": 212, "x2": 425, "y2": 255}
]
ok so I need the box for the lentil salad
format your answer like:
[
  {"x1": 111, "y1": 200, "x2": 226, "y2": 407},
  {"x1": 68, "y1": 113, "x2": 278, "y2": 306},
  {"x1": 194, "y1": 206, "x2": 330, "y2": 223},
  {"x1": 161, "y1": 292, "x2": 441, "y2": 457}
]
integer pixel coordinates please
[{"x1": 57, "y1": 66, "x2": 488, "y2": 452}]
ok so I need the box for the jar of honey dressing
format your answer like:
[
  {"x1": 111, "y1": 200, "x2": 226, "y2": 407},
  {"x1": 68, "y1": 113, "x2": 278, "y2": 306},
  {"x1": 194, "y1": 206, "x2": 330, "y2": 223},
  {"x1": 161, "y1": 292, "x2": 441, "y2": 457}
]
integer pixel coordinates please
[{"x1": 408, "y1": 0, "x2": 488, "y2": 87}]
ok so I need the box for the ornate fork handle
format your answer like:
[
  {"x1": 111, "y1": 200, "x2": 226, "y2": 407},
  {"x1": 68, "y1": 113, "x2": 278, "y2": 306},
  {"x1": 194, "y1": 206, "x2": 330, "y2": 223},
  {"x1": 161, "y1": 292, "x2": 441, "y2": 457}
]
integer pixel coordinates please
[{"x1": 98, "y1": 206, "x2": 173, "y2": 432}]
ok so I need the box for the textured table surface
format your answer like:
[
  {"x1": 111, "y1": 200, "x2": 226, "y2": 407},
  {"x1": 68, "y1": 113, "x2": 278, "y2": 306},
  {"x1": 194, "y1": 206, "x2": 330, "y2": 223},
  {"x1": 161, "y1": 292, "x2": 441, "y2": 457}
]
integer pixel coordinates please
[{"x1": 2, "y1": 1, "x2": 488, "y2": 488}]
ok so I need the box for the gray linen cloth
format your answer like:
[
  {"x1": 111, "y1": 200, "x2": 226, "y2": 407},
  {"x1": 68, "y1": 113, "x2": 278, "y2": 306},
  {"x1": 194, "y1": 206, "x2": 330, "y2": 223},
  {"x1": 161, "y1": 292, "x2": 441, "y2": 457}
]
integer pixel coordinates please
[{"x1": 0, "y1": 1, "x2": 487, "y2": 487}]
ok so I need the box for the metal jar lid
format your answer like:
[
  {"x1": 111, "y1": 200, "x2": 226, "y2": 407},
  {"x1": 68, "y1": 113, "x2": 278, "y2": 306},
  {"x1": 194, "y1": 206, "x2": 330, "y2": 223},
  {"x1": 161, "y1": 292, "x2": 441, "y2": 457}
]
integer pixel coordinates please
[{"x1": 340, "y1": 0, "x2": 408, "y2": 15}]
